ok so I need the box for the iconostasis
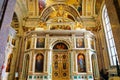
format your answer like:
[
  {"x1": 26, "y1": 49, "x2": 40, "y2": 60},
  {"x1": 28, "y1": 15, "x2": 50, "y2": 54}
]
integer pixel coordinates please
[{"x1": 21, "y1": 30, "x2": 99, "y2": 80}]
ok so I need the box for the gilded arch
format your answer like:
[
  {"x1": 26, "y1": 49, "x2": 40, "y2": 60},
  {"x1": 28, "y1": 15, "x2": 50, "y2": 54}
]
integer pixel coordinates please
[{"x1": 40, "y1": 3, "x2": 81, "y2": 22}]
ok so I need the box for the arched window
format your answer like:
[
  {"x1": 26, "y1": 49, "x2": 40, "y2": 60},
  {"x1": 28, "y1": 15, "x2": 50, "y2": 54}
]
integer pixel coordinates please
[{"x1": 102, "y1": 5, "x2": 118, "y2": 66}]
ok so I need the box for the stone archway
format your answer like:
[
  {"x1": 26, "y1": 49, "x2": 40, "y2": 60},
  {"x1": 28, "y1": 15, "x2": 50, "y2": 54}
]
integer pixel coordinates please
[{"x1": 52, "y1": 42, "x2": 70, "y2": 80}]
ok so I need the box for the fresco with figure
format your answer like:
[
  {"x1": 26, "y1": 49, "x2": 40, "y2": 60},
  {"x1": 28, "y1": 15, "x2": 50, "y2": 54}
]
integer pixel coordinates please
[
  {"x1": 35, "y1": 54, "x2": 44, "y2": 72},
  {"x1": 38, "y1": 0, "x2": 46, "y2": 14},
  {"x1": 53, "y1": 43, "x2": 68, "y2": 49}
]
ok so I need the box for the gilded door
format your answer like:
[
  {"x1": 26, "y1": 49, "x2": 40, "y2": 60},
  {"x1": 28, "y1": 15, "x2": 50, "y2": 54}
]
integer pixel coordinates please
[{"x1": 52, "y1": 51, "x2": 70, "y2": 80}]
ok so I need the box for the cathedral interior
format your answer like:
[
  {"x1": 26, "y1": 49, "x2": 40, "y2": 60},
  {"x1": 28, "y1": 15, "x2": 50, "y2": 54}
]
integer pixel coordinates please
[{"x1": 0, "y1": 0, "x2": 120, "y2": 80}]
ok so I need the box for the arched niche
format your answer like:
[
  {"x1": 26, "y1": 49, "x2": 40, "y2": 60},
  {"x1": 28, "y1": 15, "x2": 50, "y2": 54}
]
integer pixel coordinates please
[
  {"x1": 51, "y1": 40, "x2": 70, "y2": 50},
  {"x1": 77, "y1": 53, "x2": 86, "y2": 72},
  {"x1": 35, "y1": 53, "x2": 44, "y2": 73}
]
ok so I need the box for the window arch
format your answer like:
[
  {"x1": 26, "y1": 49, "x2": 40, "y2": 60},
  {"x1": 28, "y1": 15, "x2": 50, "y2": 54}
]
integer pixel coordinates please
[{"x1": 102, "y1": 5, "x2": 118, "y2": 66}]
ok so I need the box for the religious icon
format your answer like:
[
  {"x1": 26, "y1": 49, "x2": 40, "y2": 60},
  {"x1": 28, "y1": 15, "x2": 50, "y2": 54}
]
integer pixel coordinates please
[
  {"x1": 76, "y1": 38, "x2": 84, "y2": 48},
  {"x1": 36, "y1": 38, "x2": 45, "y2": 48},
  {"x1": 77, "y1": 54, "x2": 86, "y2": 72},
  {"x1": 35, "y1": 54, "x2": 44, "y2": 72},
  {"x1": 6, "y1": 54, "x2": 13, "y2": 72}
]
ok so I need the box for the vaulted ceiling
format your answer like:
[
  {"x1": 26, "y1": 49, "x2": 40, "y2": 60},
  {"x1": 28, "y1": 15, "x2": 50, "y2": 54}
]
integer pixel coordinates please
[
  {"x1": 14, "y1": 0, "x2": 104, "y2": 18},
  {"x1": 11, "y1": 0, "x2": 104, "y2": 33}
]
